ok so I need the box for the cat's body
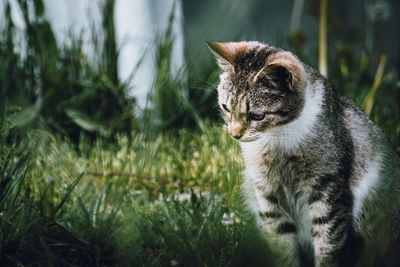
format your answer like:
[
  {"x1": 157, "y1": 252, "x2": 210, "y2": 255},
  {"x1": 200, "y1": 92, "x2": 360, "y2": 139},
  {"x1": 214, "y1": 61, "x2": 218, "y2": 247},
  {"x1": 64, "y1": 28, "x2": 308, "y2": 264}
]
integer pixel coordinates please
[{"x1": 208, "y1": 41, "x2": 400, "y2": 266}]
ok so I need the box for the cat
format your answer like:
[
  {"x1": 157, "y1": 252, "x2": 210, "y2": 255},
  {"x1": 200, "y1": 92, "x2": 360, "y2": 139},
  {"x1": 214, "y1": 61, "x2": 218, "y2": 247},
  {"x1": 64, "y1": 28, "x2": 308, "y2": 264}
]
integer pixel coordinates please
[{"x1": 208, "y1": 41, "x2": 400, "y2": 267}]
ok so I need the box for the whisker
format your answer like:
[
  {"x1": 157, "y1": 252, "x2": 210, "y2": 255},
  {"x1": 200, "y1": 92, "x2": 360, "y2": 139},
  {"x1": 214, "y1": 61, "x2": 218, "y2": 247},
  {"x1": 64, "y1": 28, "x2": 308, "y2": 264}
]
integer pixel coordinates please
[{"x1": 265, "y1": 131, "x2": 298, "y2": 134}]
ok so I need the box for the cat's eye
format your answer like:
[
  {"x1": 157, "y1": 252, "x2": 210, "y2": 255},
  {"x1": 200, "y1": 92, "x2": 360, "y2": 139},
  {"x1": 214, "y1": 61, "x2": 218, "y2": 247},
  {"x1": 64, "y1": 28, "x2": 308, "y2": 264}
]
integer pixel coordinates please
[
  {"x1": 221, "y1": 104, "x2": 230, "y2": 113},
  {"x1": 249, "y1": 112, "x2": 265, "y2": 121}
]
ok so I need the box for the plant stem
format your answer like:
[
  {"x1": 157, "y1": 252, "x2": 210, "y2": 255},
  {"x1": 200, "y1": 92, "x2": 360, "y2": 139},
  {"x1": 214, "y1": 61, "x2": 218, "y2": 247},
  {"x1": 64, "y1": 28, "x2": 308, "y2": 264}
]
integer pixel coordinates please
[
  {"x1": 319, "y1": 0, "x2": 328, "y2": 78},
  {"x1": 290, "y1": 0, "x2": 306, "y2": 33},
  {"x1": 362, "y1": 53, "x2": 387, "y2": 116},
  {"x1": 362, "y1": 0, "x2": 375, "y2": 70}
]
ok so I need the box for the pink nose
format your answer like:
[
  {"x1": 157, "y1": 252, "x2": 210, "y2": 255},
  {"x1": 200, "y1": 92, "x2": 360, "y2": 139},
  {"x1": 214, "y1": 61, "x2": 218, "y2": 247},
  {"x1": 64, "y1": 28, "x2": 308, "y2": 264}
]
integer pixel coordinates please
[{"x1": 229, "y1": 123, "x2": 245, "y2": 139}]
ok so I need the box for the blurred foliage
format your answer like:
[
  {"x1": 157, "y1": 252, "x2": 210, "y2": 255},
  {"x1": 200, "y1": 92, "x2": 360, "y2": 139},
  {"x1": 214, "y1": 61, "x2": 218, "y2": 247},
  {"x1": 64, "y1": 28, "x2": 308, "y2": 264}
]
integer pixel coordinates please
[
  {"x1": 146, "y1": 1, "x2": 218, "y2": 133},
  {"x1": 147, "y1": 2, "x2": 195, "y2": 131},
  {"x1": 0, "y1": 0, "x2": 136, "y2": 144},
  {"x1": 2, "y1": 0, "x2": 397, "y2": 152},
  {"x1": 102, "y1": 0, "x2": 119, "y2": 84}
]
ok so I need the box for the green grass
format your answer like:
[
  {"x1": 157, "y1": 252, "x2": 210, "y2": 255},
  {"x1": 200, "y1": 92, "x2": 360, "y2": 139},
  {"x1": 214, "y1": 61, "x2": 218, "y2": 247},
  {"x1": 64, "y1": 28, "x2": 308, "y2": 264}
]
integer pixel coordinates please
[{"x1": 0, "y1": 121, "x2": 275, "y2": 266}]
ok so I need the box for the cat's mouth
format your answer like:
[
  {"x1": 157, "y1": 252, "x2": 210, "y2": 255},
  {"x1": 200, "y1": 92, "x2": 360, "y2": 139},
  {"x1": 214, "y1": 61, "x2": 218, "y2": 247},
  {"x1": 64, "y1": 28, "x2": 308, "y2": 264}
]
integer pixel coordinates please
[{"x1": 236, "y1": 135, "x2": 260, "y2": 142}]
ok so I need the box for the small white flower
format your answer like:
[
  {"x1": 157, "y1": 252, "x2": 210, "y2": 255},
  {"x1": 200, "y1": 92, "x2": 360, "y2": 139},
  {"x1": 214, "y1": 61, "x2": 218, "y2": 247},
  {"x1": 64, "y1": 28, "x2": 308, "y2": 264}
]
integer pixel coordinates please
[
  {"x1": 222, "y1": 212, "x2": 233, "y2": 225},
  {"x1": 170, "y1": 260, "x2": 179, "y2": 266}
]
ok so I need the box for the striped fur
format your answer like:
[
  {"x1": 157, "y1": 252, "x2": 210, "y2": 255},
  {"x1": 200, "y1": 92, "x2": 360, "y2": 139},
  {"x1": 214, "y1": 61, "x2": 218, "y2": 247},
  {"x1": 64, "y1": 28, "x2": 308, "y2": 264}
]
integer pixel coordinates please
[{"x1": 209, "y1": 41, "x2": 400, "y2": 266}]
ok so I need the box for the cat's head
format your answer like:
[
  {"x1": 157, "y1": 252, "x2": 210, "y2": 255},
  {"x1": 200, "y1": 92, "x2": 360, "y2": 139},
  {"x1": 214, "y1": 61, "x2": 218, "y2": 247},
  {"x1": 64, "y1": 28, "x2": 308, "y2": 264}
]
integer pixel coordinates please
[{"x1": 208, "y1": 41, "x2": 308, "y2": 142}]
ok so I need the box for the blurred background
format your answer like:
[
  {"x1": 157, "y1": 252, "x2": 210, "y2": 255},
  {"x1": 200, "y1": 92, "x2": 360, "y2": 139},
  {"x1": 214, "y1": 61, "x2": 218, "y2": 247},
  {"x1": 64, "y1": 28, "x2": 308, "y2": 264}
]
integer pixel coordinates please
[
  {"x1": 1, "y1": 0, "x2": 399, "y2": 265},
  {"x1": 1, "y1": 0, "x2": 399, "y2": 146}
]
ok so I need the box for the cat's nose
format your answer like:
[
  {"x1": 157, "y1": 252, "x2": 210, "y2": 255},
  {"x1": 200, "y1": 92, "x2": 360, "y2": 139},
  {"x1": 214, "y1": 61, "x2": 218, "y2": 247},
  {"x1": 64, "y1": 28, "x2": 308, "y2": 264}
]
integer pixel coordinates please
[
  {"x1": 229, "y1": 122, "x2": 245, "y2": 139},
  {"x1": 232, "y1": 134, "x2": 242, "y2": 140}
]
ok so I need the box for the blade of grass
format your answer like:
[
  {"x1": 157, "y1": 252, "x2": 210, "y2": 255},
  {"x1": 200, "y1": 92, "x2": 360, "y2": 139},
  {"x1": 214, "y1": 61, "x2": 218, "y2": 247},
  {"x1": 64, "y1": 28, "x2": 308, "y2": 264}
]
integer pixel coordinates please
[
  {"x1": 1, "y1": 149, "x2": 29, "y2": 204},
  {"x1": 362, "y1": 53, "x2": 387, "y2": 116},
  {"x1": 51, "y1": 172, "x2": 84, "y2": 219}
]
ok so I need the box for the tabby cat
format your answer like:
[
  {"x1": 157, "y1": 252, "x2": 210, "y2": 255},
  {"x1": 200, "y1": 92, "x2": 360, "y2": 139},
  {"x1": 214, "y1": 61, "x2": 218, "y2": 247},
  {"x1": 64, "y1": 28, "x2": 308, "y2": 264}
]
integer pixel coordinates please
[{"x1": 208, "y1": 41, "x2": 400, "y2": 267}]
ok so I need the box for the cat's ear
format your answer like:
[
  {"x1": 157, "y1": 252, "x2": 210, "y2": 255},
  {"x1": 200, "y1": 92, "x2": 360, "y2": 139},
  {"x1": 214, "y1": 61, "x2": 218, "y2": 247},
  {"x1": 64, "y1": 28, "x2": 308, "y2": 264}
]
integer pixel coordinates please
[
  {"x1": 264, "y1": 64, "x2": 294, "y2": 91},
  {"x1": 253, "y1": 52, "x2": 307, "y2": 91},
  {"x1": 206, "y1": 41, "x2": 238, "y2": 73}
]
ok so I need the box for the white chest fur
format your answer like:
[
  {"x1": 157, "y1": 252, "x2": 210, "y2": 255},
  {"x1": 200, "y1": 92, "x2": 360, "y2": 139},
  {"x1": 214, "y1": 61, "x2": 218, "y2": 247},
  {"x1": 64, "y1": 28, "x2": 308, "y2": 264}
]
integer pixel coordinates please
[
  {"x1": 238, "y1": 81, "x2": 323, "y2": 252},
  {"x1": 241, "y1": 142, "x2": 313, "y2": 250}
]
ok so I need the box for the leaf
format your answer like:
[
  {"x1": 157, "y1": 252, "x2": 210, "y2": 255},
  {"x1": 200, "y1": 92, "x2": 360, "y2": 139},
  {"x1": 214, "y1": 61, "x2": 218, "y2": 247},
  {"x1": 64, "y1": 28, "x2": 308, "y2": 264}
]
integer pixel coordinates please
[
  {"x1": 65, "y1": 109, "x2": 110, "y2": 136},
  {"x1": 10, "y1": 105, "x2": 40, "y2": 127}
]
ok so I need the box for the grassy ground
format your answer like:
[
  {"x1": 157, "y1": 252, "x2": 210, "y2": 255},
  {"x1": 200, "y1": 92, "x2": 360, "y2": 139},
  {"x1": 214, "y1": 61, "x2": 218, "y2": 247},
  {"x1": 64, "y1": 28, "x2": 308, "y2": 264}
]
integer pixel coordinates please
[{"x1": 0, "y1": 122, "x2": 276, "y2": 266}]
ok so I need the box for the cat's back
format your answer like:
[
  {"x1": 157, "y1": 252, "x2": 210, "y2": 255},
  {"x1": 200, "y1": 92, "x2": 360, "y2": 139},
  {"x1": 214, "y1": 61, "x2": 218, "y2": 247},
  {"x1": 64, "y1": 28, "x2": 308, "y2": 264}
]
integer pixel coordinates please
[
  {"x1": 338, "y1": 95, "x2": 400, "y2": 265},
  {"x1": 338, "y1": 95, "x2": 400, "y2": 182}
]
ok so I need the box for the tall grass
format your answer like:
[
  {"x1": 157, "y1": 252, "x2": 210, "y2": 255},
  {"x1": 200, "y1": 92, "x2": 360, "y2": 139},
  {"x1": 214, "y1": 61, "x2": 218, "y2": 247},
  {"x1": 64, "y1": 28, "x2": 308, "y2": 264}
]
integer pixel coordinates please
[
  {"x1": 145, "y1": 1, "x2": 213, "y2": 133},
  {"x1": 0, "y1": 0, "x2": 136, "y2": 144}
]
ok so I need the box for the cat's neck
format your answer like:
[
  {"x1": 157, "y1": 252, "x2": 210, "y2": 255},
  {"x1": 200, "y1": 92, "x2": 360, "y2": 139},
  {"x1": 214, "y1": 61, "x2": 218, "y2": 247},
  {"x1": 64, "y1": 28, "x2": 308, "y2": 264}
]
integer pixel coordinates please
[{"x1": 241, "y1": 78, "x2": 324, "y2": 154}]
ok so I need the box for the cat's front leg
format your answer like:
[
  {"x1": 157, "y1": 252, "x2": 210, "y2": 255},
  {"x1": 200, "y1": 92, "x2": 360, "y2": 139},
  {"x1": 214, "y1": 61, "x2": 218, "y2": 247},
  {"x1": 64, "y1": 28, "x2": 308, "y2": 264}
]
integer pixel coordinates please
[
  {"x1": 308, "y1": 178, "x2": 352, "y2": 267},
  {"x1": 255, "y1": 187, "x2": 300, "y2": 267}
]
